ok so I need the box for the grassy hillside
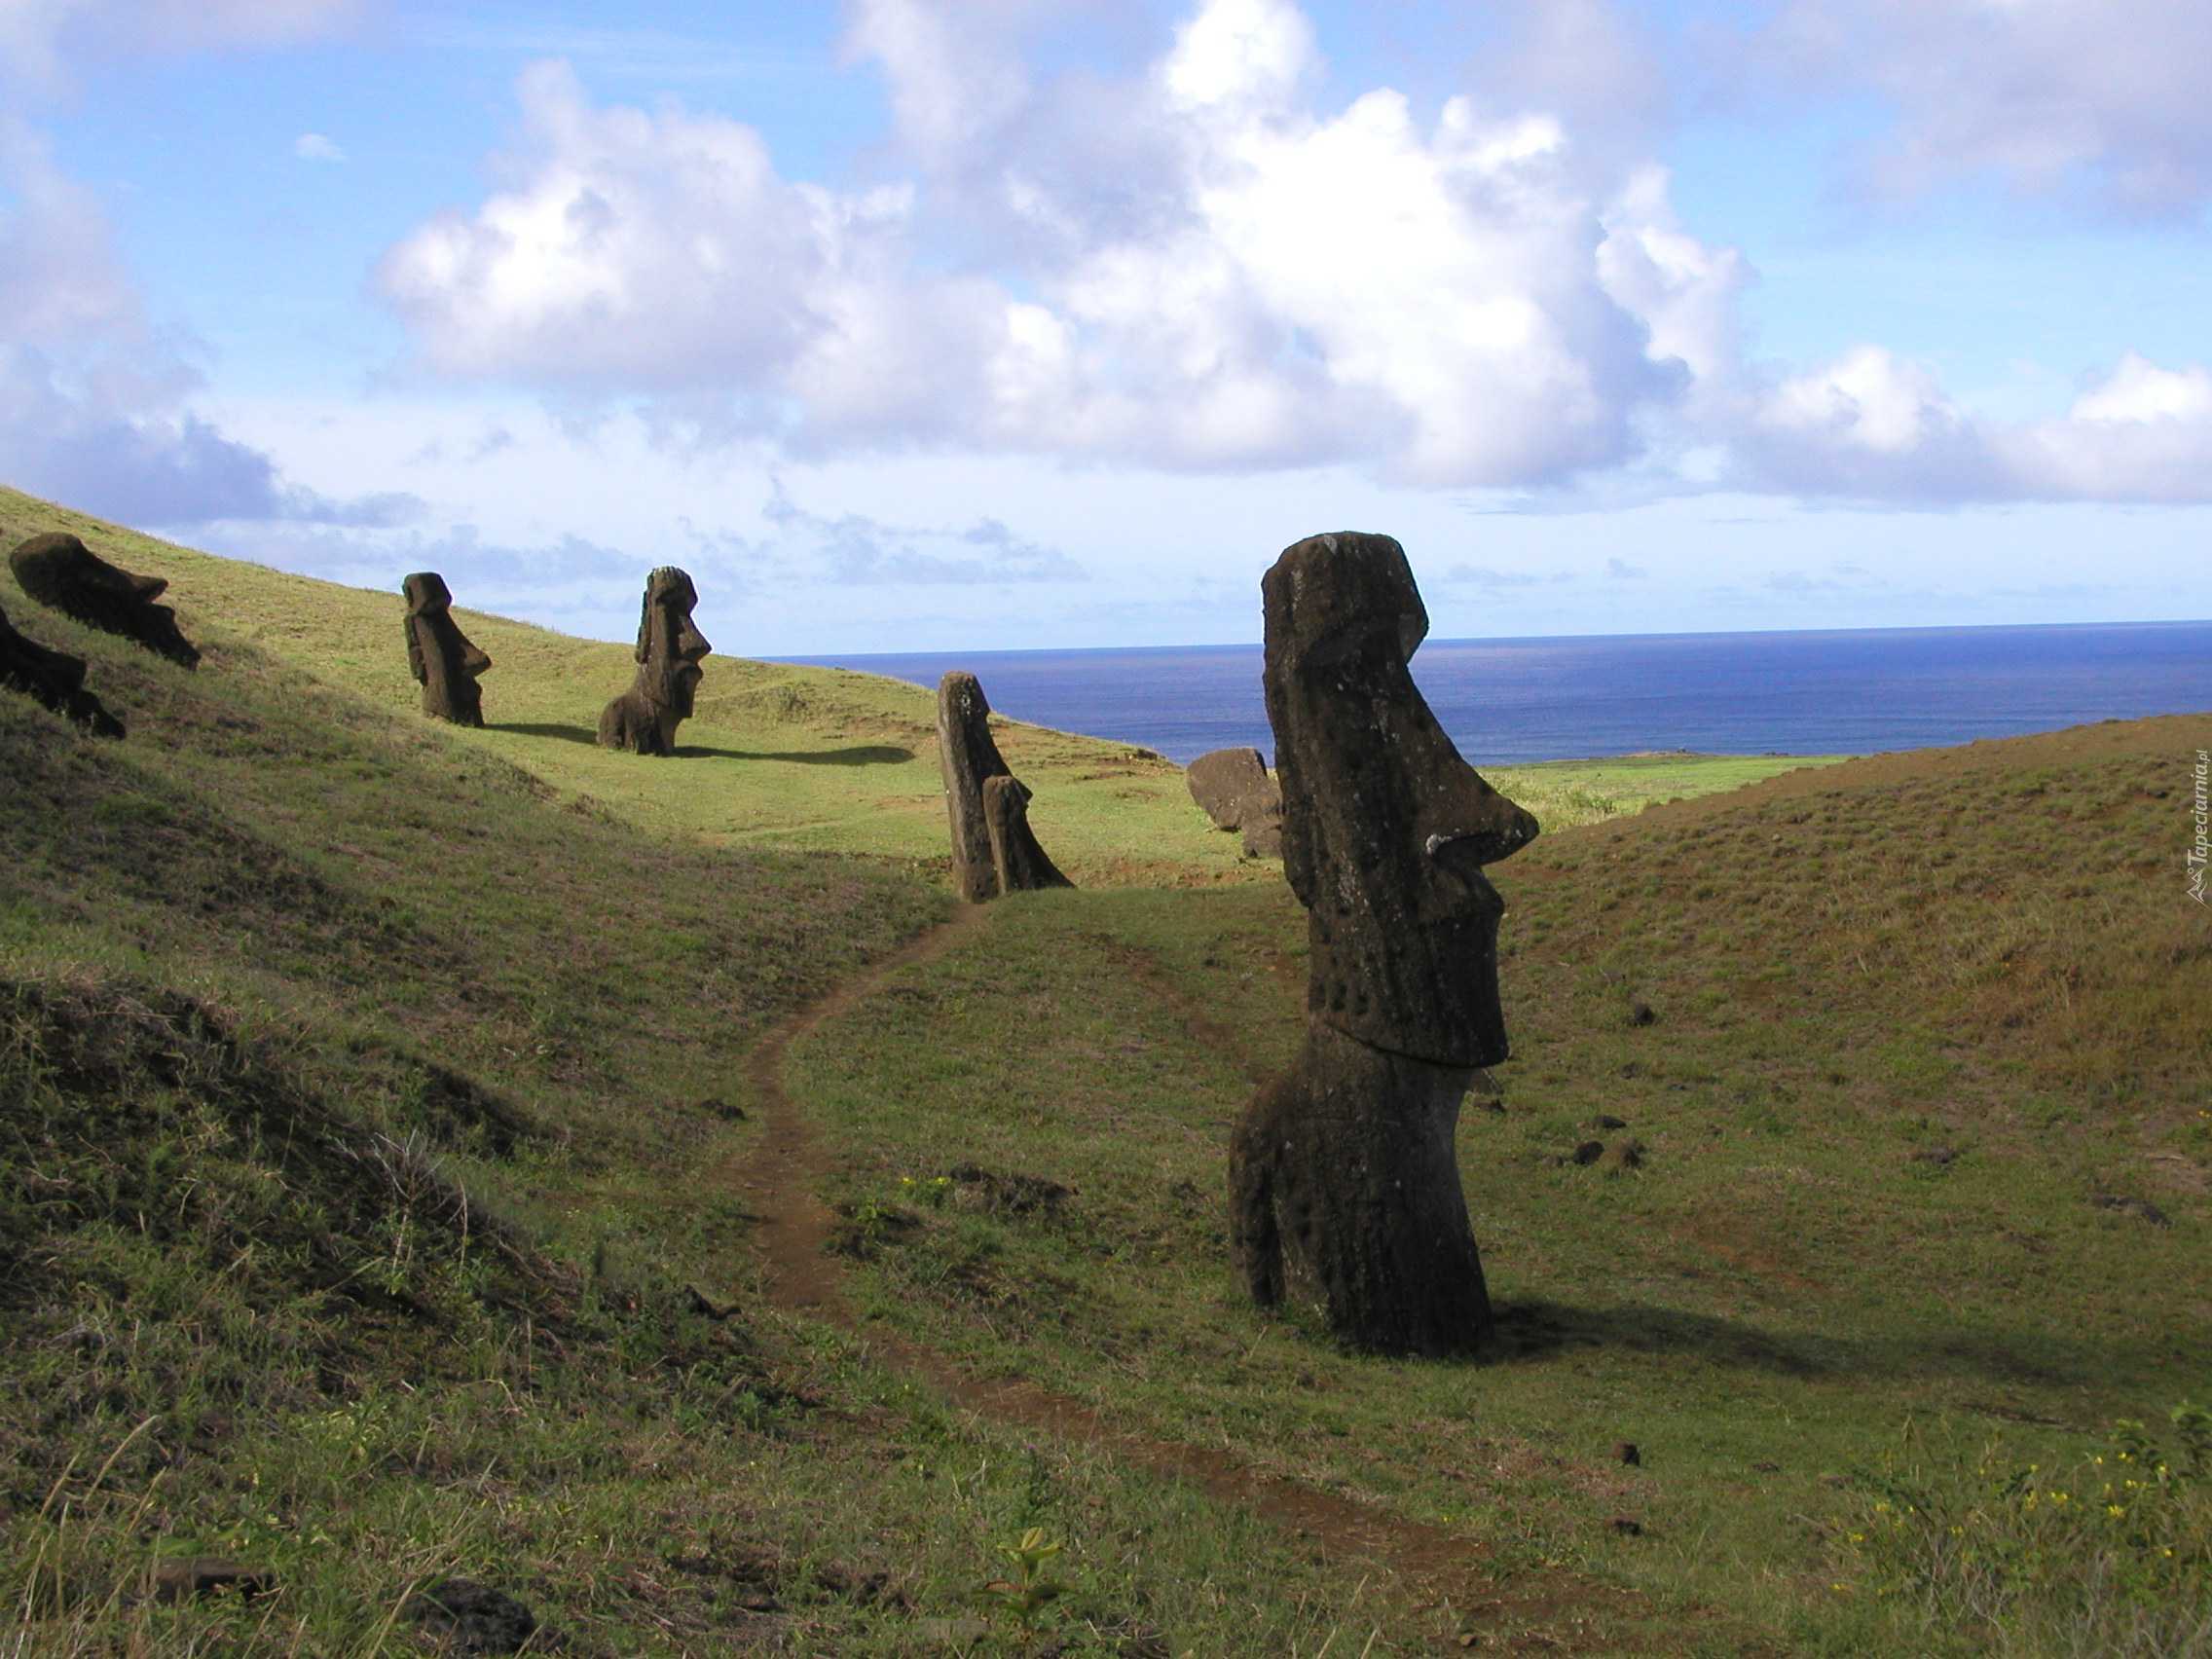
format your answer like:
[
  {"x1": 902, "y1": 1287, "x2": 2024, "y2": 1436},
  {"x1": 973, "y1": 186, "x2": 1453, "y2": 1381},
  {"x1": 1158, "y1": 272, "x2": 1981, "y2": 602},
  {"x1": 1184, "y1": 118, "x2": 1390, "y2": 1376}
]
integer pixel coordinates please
[{"x1": 3, "y1": 486, "x2": 2202, "y2": 1653}]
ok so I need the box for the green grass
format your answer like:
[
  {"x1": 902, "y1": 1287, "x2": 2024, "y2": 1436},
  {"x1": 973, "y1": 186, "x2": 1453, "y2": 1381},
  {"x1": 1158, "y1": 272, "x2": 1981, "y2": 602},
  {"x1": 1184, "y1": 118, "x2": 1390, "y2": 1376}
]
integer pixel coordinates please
[{"x1": 3, "y1": 483, "x2": 2204, "y2": 1652}]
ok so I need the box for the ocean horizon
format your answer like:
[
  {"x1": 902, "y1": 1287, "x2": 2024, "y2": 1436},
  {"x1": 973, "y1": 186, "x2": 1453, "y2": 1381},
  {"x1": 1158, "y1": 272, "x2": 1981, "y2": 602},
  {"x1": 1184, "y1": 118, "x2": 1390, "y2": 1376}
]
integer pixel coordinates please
[{"x1": 778, "y1": 617, "x2": 2212, "y2": 768}]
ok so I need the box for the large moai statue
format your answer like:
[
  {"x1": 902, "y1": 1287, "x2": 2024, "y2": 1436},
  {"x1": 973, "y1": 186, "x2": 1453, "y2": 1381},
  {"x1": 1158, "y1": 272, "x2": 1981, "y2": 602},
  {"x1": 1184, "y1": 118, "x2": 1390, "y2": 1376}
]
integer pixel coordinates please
[
  {"x1": 937, "y1": 671, "x2": 1072, "y2": 903},
  {"x1": 9, "y1": 534, "x2": 200, "y2": 669},
  {"x1": 598, "y1": 567, "x2": 711, "y2": 756},
  {"x1": 401, "y1": 573, "x2": 492, "y2": 727},
  {"x1": 0, "y1": 603, "x2": 125, "y2": 738},
  {"x1": 1228, "y1": 533, "x2": 1538, "y2": 1356}
]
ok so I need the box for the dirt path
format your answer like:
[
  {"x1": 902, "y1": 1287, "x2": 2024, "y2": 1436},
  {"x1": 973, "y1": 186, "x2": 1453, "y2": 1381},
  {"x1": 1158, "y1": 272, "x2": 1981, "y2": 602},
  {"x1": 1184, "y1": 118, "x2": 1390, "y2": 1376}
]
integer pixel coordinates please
[{"x1": 727, "y1": 904, "x2": 1660, "y2": 1651}]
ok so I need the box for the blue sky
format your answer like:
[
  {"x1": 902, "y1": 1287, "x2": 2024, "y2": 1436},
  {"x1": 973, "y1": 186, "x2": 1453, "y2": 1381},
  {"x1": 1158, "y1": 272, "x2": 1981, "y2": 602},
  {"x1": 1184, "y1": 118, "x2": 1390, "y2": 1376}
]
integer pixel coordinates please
[{"x1": 3, "y1": 0, "x2": 2208, "y2": 652}]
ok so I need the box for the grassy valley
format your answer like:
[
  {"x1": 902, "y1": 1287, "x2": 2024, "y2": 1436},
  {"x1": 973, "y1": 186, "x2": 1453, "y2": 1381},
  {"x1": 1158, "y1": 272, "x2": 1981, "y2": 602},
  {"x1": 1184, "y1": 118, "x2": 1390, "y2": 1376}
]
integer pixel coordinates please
[{"x1": 1, "y1": 487, "x2": 2205, "y2": 1653}]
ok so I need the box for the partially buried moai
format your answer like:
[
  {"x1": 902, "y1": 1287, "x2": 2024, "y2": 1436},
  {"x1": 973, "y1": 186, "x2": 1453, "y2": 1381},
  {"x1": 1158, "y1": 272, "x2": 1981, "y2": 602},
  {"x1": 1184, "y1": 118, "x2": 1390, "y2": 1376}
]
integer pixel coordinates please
[
  {"x1": 9, "y1": 533, "x2": 200, "y2": 669},
  {"x1": 0, "y1": 602, "x2": 125, "y2": 738},
  {"x1": 937, "y1": 671, "x2": 1071, "y2": 903},
  {"x1": 1228, "y1": 533, "x2": 1538, "y2": 1356},
  {"x1": 401, "y1": 572, "x2": 491, "y2": 726},
  {"x1": 598, "y1": 567, "x2": 710, "y2": 756}
]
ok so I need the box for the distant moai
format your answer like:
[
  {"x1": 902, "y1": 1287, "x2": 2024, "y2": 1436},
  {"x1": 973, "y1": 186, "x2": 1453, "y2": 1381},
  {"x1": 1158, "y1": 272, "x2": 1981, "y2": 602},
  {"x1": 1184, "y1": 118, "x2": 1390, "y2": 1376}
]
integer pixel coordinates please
[
  {"x1": 937, "y1": 671, "x2": 1072, "y2": 902},
  {"x1": 598, "y1": 567, "x2": 711, "y2": 756},
  {"x1": 0, "y1": 602, "x2": 125, "y2": 738},
  {"x1": 401, "y1": 572, "x2": 492, "y2": 726},
  {"x1": 9, "y1": 533, "x2": 200, "y2": 669},
  {"x1": 1228, "y1": 533, "x2": 1538, "y2": 1356},
  {"x1": 1185, "y1": 746, "x2": 1284, "y2": 858}
]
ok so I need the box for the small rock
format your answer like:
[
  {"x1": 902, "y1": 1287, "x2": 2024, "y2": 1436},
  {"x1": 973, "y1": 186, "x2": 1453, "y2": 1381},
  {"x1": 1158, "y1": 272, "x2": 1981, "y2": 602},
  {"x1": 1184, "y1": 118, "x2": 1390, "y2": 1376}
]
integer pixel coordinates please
[
  {"x1": 1614, "y1": 1441, "x2": 1641, "y2": 1466},
  {"x1": 684, "y1": 1284, "x2": 737, "y2": 1320},
  {"x1": 403, "y1": 1577, "x2": 538, "y2": 1654},
  {"x1": 2091, "y1": 1194, "x2": 2171, "y2": 1227},
  {"x1": 1600, "y1": 1139, "x2": 1645, "y2": 1172},
  {"x1": 1590, "y1": 1114, "x2": 1628, "y2": 1130},
  {"x1": 1609, "y1": 1516, "x2": 1642, "y2": 1536},
  {"x1": 1626, "y1": 999, "x2": 1657, "y2": 1027},
  {"x1": 1751, "y1": 1460, "x2": 1780, "y2": 1473},
  {"x1": 149, "y1": 1558, "x2": 273, "y2": 1604},
  {"x1": 700, "y1": 1097, "x2": 746, "y2": 1121},
  {"x1": 1570, "y1": 1140, "x2": 1605, "y2": 1166},
  {"x1": 1912, "y1": 1144, "x2": 1959, "y2": 1166}
]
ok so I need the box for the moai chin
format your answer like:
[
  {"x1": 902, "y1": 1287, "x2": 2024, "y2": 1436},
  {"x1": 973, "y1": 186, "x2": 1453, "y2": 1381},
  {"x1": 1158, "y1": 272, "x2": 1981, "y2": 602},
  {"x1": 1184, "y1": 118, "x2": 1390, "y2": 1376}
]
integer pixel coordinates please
[
  {"x1": 937, "y1": 671, "x2": 1072, "y2": 903},
  {"x1": 401, "y1": 572, "x2": 492, "y2": 727},
  {"x1": 0, "y1": 602, "x2": 125, "y2": 738},
  {"x1": 9, "y1": 533, "x2": 201, "y2": 669},
  {"x1": 598, "y1": 567, "x2": 711, "y2": 756},
  {"x1": 1228, "y1": 532, "x2": 1538, "y2": 1356}
]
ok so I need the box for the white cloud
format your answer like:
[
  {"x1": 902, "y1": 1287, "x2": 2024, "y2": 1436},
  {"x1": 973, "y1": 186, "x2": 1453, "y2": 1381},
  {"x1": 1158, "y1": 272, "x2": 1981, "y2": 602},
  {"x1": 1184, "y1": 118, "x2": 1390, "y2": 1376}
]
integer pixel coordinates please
[
  {"x1": 1737, "y1": 0, "x2": 2212, "y2": 214},
  {"x1": 293, "y1": 131, "x2": 345, "y2": 163},
  {"x1": 0, "y1": 0, "x2": 359, "y2": 92}
]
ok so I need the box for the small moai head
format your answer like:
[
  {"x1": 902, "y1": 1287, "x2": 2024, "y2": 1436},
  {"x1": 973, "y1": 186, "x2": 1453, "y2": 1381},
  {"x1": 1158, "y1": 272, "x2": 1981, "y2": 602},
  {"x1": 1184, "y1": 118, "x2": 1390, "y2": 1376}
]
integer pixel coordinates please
[
  {"x1": 1262, "y1": 532, "x2": 1538, "y2": 1068},
  {"x1": 8, "y1": 533, "x2": 201, "y2": 669},
  {"x1": 635, "y1": 566, "x2": 710, "y2": 718},
  {"x1": 401, "y1": 571, "x2": 492, "y2": 726}
]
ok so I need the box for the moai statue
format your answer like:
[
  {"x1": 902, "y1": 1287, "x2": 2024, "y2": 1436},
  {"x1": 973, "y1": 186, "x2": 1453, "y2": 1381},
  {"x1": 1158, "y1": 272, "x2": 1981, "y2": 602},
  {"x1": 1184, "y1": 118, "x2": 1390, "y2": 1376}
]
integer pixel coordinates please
[
  {"x1": 9, "y1": 533, "x2": 201, "y2": 669},
  {"x1": 598, "y1": 567, "x2": 711, "y2": 756},
  {"x1": 0, "y1": 602, "x2": 125, "y2": 738},
  {"x1": 401, "y1": 573, "x2": 492, "y2": 727},
  {"x1": 1185, "y1": 746, "x2": 1284, "y2": 859},
  {"x1": 937, "y1": 671, "x2": 1072, "y2": 903},
  {"x1": 1228, "y1": 533, "x2": 1538, "y2": 1356}
]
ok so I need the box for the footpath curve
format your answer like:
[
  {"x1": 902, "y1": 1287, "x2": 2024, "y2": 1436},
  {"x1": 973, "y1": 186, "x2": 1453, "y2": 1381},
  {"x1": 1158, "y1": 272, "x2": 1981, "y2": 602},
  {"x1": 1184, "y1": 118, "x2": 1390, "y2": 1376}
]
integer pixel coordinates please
[{"x1": 725, "y1": 903, "x2": 1651, "y2": 1651}]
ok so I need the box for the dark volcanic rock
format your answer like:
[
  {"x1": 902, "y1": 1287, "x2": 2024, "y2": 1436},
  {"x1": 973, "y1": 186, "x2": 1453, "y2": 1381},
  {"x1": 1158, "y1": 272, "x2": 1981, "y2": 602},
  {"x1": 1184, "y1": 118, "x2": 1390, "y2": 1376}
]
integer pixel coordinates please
[
  {"x1": 1228, "y1": 532, "x2": 1538, "y2": 1357},
  {"x1": 2091, "y1": 1193, "x2": 2172, "y2": 1227},
  {"x1": 149, "y1": 1558, "x2": 273, "y2": 1604},
  {"x1": 0, "y1": 603, "x2": 124, "y2": 737},
  {"x1": 1186, "y1": 746, "x2": 1275, "y2": 830},
  {"x1": 599, "y1": 567, "x2": 709, "y2": 756},
  {"x1": 936, "y1": 671, "x2": 1071, "y2": 902},
  {"x1": 10, "y1": 533, "x2": 200, "y2": 668},
  {"x1": 402, "y1": 1577, "x2": 539, "y2": 1653},
  {"x1": 402, "y1": 571, "x2": 492, "y2": 726}
]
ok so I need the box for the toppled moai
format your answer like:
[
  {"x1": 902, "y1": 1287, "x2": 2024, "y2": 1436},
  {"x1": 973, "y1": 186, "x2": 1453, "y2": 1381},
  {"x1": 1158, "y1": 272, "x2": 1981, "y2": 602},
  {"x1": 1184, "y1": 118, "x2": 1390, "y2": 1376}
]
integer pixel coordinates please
[
  {"x1": 598, "y1": 567, "x2": 710, "y2": 756},
  {"x1": 0, "y1": 602, "x2": 124, "y2": 737},
  {"x1": 1228, "y1": 533, "x2": 1537, "y2": 1356},
  {"x1": 401, "y1": 572, "x2": 491, "y2": 727},
  {"x1": 9, "y1": 533, "x2": 200, "y2": 669},
  {"x1": 937, "y1": 671, "x2": 1071, "y2": 902},
  {"x1": 1185, "y1": 746, "x2": 1284, "y2": 859}
]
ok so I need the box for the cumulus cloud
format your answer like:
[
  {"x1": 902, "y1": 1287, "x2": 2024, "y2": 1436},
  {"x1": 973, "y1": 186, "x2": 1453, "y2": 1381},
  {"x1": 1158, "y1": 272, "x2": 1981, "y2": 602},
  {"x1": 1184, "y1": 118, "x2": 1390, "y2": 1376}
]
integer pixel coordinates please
[
  {"x1": 763, "y1": 486, "x2": 1084, "y2": 585},
  {"x1": 293, "y1": 131, "x2": 345, "y2": 163},
  {"x1": 1733, "y1": 0, "x2": 2212, "y2": 215},
  {"x1": 375, "y1": 0, "x2": 2212, "y2": 508}
]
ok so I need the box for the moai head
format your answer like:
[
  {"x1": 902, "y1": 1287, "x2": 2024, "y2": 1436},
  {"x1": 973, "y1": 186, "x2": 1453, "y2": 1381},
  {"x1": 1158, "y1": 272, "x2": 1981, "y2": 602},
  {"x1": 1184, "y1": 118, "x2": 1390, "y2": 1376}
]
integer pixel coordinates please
[
  {"x1": 634, "y1": 567, "x2": 710, "y2": 718},
  {"x1": 8, "y1": 533, "x2": 201, "y2": 669},
  {"x1": 401, "y1": 571, "x2": 492, "y2": 726},
  {"x1": 1262, "y1": 533, "x2": 1538, "y2": 1068},
  {"x1": 0, "y1": 601, "x2": 125, "y2": 737}
]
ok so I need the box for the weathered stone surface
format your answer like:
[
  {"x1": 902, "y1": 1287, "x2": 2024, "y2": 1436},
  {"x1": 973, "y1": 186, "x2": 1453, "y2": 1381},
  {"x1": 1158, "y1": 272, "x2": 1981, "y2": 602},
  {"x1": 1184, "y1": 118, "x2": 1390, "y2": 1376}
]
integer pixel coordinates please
[
  {"x1": 1229, "y1": 531, "x2": 1538, "y2": 1357},
  {"x1": 983, "y1": 773, "x2": 1072, "y2": 895},
  {"x1": 148, "y1": 1557, "x2": 273, "y2": 1604},
  {"x1": 0, "y1": 603, "x2": 124, "y2": 737},
  {"x1": 1239, "y1": 794, "x2": 1284, "y2": 859},
  {"x1": 599, "y1": 567, "x2": 710, "y2": 756},
  {"x1": 401, "y1": 571, "x2": 491, "y2": 726},
  {"x1": 1186, "y1": 747, "x2": 1275, "y2": 830},
  {"x1": 936, "y1": 671, "x2": 1071, "y2": 902},
  {"x1": 9, "y1": 533, "x2": 199, "y2": 668},
  {"x1": 401, "y1": 1576, "x2": 538, "y2": 1653}
]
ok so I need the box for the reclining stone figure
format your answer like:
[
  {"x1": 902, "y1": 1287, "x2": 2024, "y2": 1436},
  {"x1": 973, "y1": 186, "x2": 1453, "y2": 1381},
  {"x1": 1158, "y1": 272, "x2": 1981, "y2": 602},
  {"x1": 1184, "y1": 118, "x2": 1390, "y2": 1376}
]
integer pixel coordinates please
[
  {"x1": 0, "y1": 602, "x2": 125, "y2": 738},
  {"x1": 402, "y1": 572, "x2": 492, "y2": 727},
  {"x1": 598, "y1": 567, "x2": 710, "y2": 756},
  {"x1": 1186, "y1": 746, "x2": 1284, "y2": 858},
  {"x1": 1228, "y1": 533, "x2": 1537, "y2": 1356},
  {"x1": 937, "y1": 671, "x2": 1071, "y2": 902},
  {"x1": 9, "y1": 533, "x2": 200, "y2": 669}
]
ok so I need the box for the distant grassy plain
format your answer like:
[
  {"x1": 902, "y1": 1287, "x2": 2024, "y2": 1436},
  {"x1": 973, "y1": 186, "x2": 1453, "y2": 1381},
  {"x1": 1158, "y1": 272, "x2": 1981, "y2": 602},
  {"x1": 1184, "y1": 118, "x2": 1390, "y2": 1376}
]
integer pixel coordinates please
[{"x1": 1, "y1": 484, "x2": 2204, "y2": 1653}]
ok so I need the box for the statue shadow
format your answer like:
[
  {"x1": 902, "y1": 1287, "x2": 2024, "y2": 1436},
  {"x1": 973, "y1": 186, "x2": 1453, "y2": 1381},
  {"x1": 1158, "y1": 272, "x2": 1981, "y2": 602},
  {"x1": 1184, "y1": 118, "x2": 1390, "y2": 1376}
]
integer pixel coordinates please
[
  {"x1": 674, "y1": 744, "x2": 916, "y2": 766},
  {"x1": 1483, "y1": 1299, "x2": 2112, "y2": 1391},
  {"x1": 490, "y1": 722, "x2": 598, "y2": 746}
]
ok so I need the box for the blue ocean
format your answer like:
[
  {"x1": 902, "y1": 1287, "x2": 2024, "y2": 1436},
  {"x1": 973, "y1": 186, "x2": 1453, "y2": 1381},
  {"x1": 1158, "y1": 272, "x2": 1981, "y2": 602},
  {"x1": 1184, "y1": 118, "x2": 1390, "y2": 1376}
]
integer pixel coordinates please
[{"x1": 780, "y1": 620, "x2": 2212, "y2": 768}]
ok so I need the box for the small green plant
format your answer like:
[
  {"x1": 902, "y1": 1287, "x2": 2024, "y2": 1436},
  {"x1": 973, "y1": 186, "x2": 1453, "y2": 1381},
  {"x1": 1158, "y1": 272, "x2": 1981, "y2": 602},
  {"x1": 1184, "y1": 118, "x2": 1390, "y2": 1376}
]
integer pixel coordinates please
[
  {"x1": 983, "y1": 1526, "x2": 1064, "y2": 1638},
  {"x1": 899, "y1": 1173, "x2": 954, "y2": 1210}
]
